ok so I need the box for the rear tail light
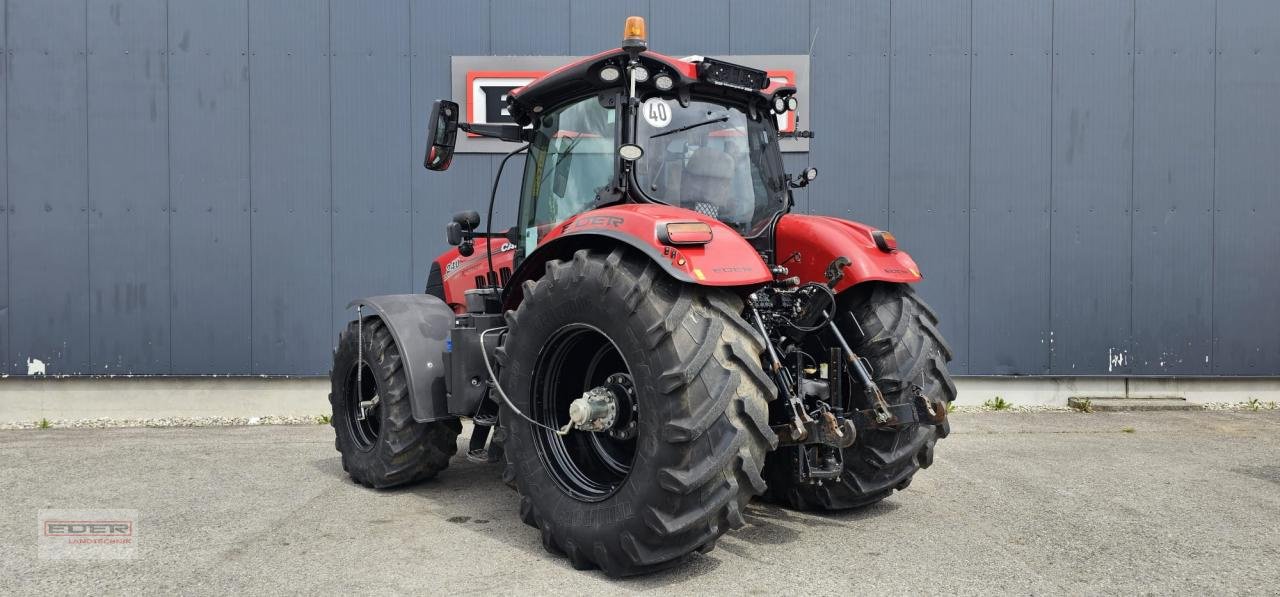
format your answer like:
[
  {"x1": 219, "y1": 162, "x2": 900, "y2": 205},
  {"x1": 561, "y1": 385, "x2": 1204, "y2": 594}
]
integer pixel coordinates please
[
  {"x1": 660, "y1": 222, "x2": 714, "y2": 245},
  {"x1": 871, "y1": 230, "x2": 898, "y2": 252}
]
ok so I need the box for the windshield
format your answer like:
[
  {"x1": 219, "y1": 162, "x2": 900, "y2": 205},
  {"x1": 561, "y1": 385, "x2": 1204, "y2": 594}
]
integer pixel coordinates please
[
  {"x1": 632, "y1": 97, "x2": 786, "y2": 236},
  {"x1": 518, "y1": 95, "x2": 617, "y2": 255}
]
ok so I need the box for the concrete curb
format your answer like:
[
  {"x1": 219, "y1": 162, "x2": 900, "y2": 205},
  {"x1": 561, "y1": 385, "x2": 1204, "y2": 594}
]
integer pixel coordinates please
[
  {"x1": 0, "y1": 377, "x2": 330, "y2": 422},
  {"x1": 2, "y1": 376, "x2": 1278, "y2": 423}
]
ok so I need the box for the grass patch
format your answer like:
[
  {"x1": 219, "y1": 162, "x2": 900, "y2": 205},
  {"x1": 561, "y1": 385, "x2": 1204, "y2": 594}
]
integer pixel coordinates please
[
  {"x1": 316, "y1": 414, "x2": 332, "y2": 425},
  {"x1": 1245, "y1": 398, "x2": 1261, "y2": 412},
  {"x1": 946, "y1": 401, "x2": 956, "y2": 413},
  {"x1": 38, "y1": 418, "x2": 51, "y2": 430},
  {"x1": 983, "y1": 396, "x2": 1010, "y2": 411},
  {"x1": 1070, "y1": 398, "x2": 1093, "y2": 413},
  {"x1": 1121, "y1": 427, "x2": 1136, "y2": 433}
]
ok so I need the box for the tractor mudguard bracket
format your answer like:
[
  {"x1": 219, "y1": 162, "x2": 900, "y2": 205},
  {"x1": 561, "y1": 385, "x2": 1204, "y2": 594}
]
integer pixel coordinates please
[{"x1": 347, "y1": 294, "x2": 456, "y2": 424}]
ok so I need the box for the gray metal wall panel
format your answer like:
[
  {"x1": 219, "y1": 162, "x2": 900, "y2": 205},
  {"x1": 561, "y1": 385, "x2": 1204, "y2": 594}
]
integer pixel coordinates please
[
  {"x1": 7, "y1": 0, "x2": 90, "y2": 375},
  {"x1": 1131, "y1": 0, "x2": 1214, "y2": 375},
  {"x1": 968, "y1": 0, "x2": 1052, "y2": 374},
  {"x1": 809, "y1": 0, "x2": 890, "y2": 226},
  {"x1": 570, "y1": 0, "x2": 649, "y2": 56},
  {"x1": 248, "y1": 0, "x2": 331, "y2": 374},
  {"x1": 889, "y1": 0, "x2": 971, "y2": 372},
  {"x1": 650, "y1": 0, "x2": 729, "y2": 55},
  {"x1": 732, "y1": 0, "x2": 811, "y2": 212},
  {"x1": 168, "y1": 0, "x2": 252, "y2": 374},
  {"x1": 1049, "y1": 0, "x2": 1134, "y2": 374},
  {"x1": 0, "y1": 0, "x2": 8, "y2": 375},
  {"x1": 411, "y1": 0, "x2": 490, "y2": 292},
  {"x1": 5, "y1": 0, "x2": 1280, "y2": 377},
  {"x1": 1212, "y1": 0, "x2": 1280, "y2": 374},
  {"x1": 491, "y1": 0, "x2": 570, "y2": 55},
  {"x1": 331, "y1": 0, "x2": 413, "y2": 337},
  {"x1": 730, "y1": 0, "x2": 809, "y2": 55},
  {"x1": 488, "y1": 1, "x2": 571, "y2": 234},
  {"x1": 87, "y1": 0, "x2": 170, "y2": 373}
]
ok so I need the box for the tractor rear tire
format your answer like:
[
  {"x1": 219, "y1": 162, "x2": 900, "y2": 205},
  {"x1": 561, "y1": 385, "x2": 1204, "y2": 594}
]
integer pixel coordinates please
[
  {"x1": 761, "y1": 282, "x2": 956, "y2": 510},
  {"x1": 496, "y1": 248, "x2": 777, "y2": 576},
  {"x1": 330, "y1": 317, "x2": 462, "y2": 489}
]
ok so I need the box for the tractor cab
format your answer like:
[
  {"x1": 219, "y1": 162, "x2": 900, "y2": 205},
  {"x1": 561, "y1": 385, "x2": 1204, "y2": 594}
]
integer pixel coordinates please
[{"x1": 423, "y1": 17, "x2": 813, "y2": 273}]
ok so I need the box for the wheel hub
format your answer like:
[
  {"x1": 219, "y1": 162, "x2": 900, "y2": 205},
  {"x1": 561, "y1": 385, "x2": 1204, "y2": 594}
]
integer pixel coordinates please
[
  {"x1": 568, "y1": 387, "x2": 618, "y2": 431},
  {"x1": 566, "y1": 373, "x2": 637, "y2": 438}
]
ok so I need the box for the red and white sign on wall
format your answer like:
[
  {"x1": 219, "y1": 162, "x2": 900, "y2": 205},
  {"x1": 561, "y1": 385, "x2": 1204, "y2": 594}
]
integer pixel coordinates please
[{"x1": 451, "y1": 55, "x2": 810, "y2": 153}]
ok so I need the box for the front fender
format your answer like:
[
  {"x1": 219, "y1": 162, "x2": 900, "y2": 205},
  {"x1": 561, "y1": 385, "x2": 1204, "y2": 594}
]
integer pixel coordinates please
[
  {"x1": 774, "y1": 214, "x2": 922, "y2": 293},
  {"x1": 346, "y1": 294, "x2": 455, "y2": 423},
  {"x1": 504, "y1": 204, "x2": 772, "y2": 309}
]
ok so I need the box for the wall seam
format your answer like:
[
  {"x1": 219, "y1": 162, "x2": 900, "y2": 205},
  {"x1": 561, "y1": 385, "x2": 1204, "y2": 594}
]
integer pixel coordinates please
[
  {"x1": 805, "y1": 0, "x2": 812, "y2": 214},
  {"x1": 406, "y1": 0, "x2": 413, "y2": 293},
  {"x1": 246, "y1": 0, "x2": 253, "y2": 372},
  {"x1": 885, "y1": 0, "x2": 892, "y2": 230},
  {"x1": 1046, "y1": 0, "x2": 1055, "y2": 373},
  {"x1": 165, "y1": 0, "x2": 172, "y2": 373},
  {"x1": 84, "y1": 0, "x2": 91, "y2": 371},
  {"x1": 1209, "y1": 0, "x2": 1218, "y2": 373},
  {"x1": 328, "y1": 0, "x2": 334, "y2": 349},
  {"x1": 1128, "y1": 0, "x2": 1136, "y2": 374},
  {"x1": 4, "y1": 0, "x2": 9, "y2": 374},
  {"x1": 965, "y1": 0, "x2": 973, "y2": 374}
]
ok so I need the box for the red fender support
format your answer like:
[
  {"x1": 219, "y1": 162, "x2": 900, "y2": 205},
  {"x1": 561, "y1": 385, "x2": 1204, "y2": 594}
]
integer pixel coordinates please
[{"x1": 773, "y1": 214, "x2": 922, "y2": 293}]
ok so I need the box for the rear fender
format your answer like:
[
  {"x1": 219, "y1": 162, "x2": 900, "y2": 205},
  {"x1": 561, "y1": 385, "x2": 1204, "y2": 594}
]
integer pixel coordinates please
[
  {"x1": 503, "y1": 203, "x2": 772, "y2": 310},
  {"x1": 774, "y1": 214, "x2": 923, "y2": 293},
  {"x1": 347, "y1": 294, "x2": 455, "y2": 423}
]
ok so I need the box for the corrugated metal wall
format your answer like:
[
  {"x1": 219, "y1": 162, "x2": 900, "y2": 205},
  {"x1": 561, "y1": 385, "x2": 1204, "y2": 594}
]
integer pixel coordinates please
[{"x1": 2, "y1": 0, "x2": 1278, "y2": 376}]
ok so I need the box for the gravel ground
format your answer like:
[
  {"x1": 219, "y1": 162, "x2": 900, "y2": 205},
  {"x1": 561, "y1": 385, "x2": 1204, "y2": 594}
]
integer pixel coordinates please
[
  {"x1": 4, "y1": 400, "x2": 1277, "y2": 429},
  {"x1": 2, "y1": 410, "x2": 1279, "y2": 595},
  {"x1": 0, "y1": 415, "x2": 326, "y2": 430}
]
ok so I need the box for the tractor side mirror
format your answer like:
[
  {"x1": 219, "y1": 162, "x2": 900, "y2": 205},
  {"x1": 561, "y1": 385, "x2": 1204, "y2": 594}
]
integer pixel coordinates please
[{"x1": 423, "y1": 100, "x2": 460, "y2": 171}]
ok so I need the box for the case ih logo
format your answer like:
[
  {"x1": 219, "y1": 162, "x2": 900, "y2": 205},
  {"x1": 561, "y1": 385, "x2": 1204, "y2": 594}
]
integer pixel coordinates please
[{"x1": 452, "y1": 55, "x2": 810, "y2": 153}]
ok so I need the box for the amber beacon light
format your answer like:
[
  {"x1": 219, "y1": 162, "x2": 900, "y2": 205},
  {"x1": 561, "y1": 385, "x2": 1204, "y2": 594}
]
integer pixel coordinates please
[{"x1": 622, "y1": 16, "x2": 647, "y2": 50}]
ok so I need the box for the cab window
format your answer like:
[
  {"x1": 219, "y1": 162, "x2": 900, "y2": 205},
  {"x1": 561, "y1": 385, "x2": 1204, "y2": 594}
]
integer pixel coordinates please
[{"x1": 518, "y1": 96, "x2": 617, "y2": 255}]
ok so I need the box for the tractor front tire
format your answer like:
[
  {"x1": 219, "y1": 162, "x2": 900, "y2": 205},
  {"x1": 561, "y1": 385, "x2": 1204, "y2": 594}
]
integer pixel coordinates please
[
  {"x1": 762, "y1": 282, "x2": 956, "y2": 510},
  {"x1": 330, "y1": 318, "x2": 461, "y2": 489},
  {"x1": 496, "y1": 248, "x2": 777, "y2": 576}
]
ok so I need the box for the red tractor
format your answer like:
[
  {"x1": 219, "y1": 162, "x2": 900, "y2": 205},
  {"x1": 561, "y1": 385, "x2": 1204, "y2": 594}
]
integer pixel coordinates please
[{"x1": 328, "y1": 17, "x2": 955, "y2": 576}]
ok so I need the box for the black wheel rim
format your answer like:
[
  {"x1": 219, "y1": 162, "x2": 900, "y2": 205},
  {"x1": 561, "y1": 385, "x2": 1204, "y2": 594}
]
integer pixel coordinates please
[
  {"x1": 345, "y1": 362, "x2": 381, "y2": 450},
  {"x1": 531, "y1": 324, "x2": 638, "y2": 502}
]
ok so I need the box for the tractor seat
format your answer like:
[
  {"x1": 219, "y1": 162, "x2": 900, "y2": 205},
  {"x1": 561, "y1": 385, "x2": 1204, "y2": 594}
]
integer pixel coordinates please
[{"x1": 679, "y1": 147, "x2": 735, "y2": 221}]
